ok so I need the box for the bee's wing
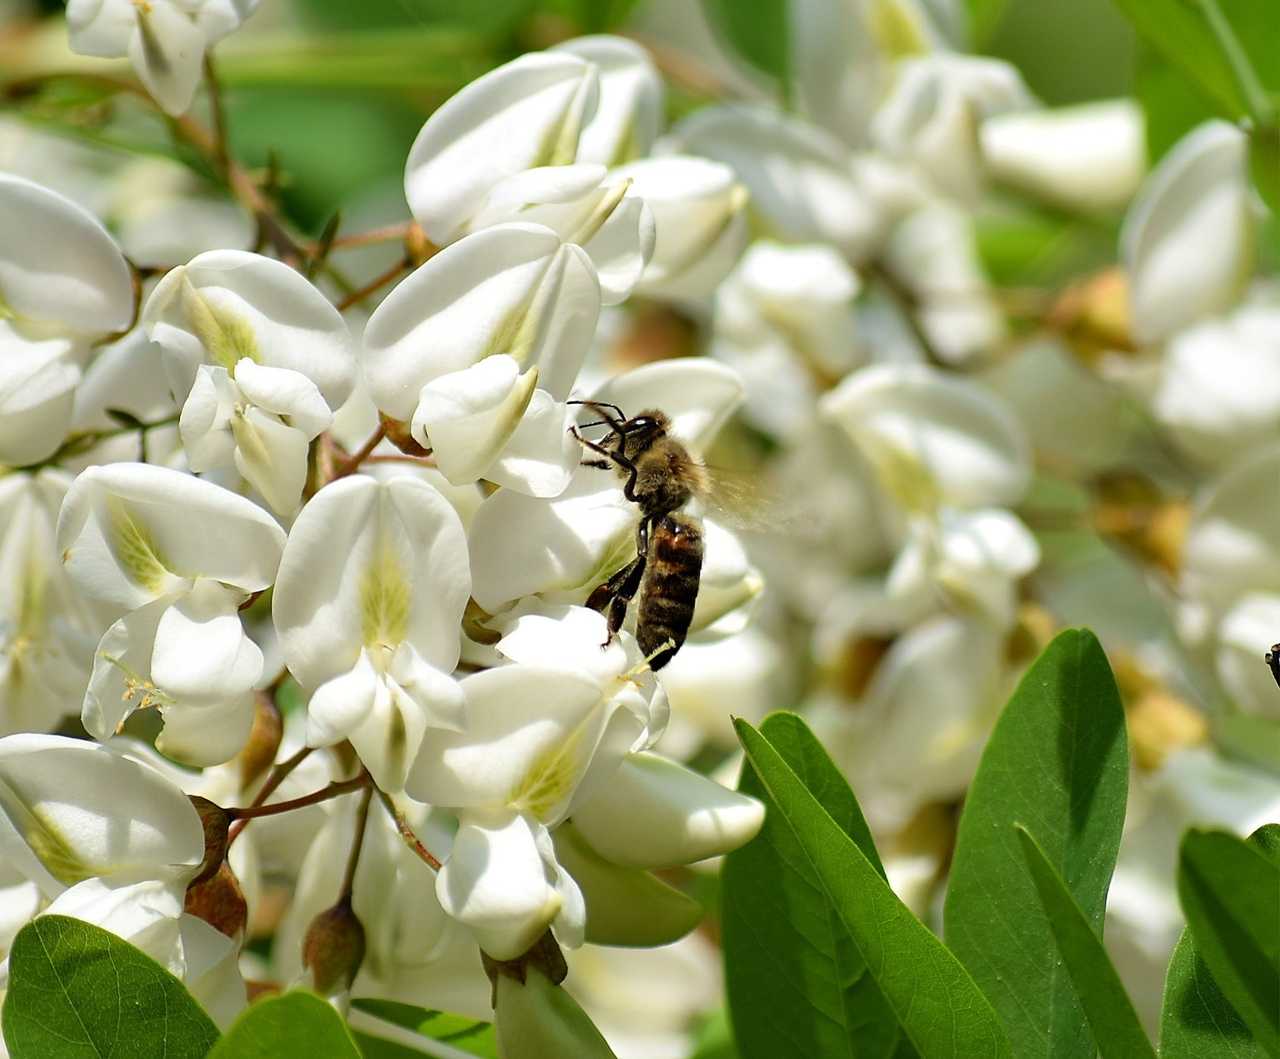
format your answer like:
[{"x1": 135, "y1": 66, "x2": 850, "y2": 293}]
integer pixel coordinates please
[{"x1": 698, "y1": 462, "x2": 811, "y2": 536}]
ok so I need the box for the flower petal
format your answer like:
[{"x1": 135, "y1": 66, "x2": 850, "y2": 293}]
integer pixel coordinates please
[{"x1": 150, "y1": 580, "x2": 262, "y2": 702}]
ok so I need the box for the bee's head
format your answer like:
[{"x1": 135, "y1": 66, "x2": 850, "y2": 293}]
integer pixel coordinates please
[{"x1": 619, "y1": 409, "x2": 669, "y2": 455}]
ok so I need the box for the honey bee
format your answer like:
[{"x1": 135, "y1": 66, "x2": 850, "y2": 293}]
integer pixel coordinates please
[{"x1": 569, "y1": 401, "x2": 708, "y2": 670}]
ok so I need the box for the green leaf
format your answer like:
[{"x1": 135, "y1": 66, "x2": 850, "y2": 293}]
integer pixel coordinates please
[
  {"x1": 1177, "y1": 828, "x2": 1280, "y2": 1056},
  {"x1": 968, "y1": 0, "x2": 1011, "y2": 46},
  {"x1": 1159, "y1": 826, "x2": 1280, "y2": 1059},
  {"x1": 701, "y1": 0, "x2": 790, "y2": 91},
  {"x1": 722, "y1": 712, "x2": 901, "y2": 1059},
  {"x1": 1111, "y1": 0, "x2": 1278, "y2": 121},
  {"x1": 944, "y1": 628, "x2": 1129, "y2": 1059},
  {"x1": 1, "y1": 915, "x2": 220, "y2": 1059},
  {"x1": 350, "y1": 999, "x2": 498, "y2": 1058},
  {"x1": 734, "y1": 716, "x2": 1012, "y2": 1059},
  {"x1": 208, "y1": 991, "x2": 360, "y2": 1058},
  {"x1": 1135, "y1": 47, "x2": 1221, "y2": 162},
  {"x1": 1013, "y1": 827, "x2": 1156, "y2": 1059}
]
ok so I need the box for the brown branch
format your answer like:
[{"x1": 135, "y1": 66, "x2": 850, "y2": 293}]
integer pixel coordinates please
[
  {"x1": 330, "y1": 424, "x2": 386, "y2": 481},
  {"x1": 375, "y1": 787, "x2": 442, "y2": 871},
  {"x1": 226, "y1": 773, "x2": 369, "y2": 821},
  {"x1": 331, "y1": 222, "x2": 414, "y2": 250},
  {"x1": 340, "y1": 786, "x2": 374, "y2": 898},
  {"x1": 227, "y1": 746, "x2": 313, "y2": 845},
  {"x1": 202, "y1": 54, "x2": 229, "y2": 173},
  {"x1": 336, "y1": 257, "x2": 410, "y2": 312}
]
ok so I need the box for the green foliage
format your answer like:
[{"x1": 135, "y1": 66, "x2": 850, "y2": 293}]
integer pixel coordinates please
[
  {"x1": 700, "y1": 0, "x2": 790, "y2": 94},
  {"x1": 1176, "y1": 828, "x2": 1280, "y2": 1056},
  {"x1": 945, "y1": 628, "x2": 1129, "y2": 1059},
  {"x1": 722, "y1": 712, "x2": 901, "y2": 1059},
  {"x1": 208, "y1": 991, "x2": 360, "y2": 1058},
  {"x1": 732, "y1": 715, "x2": 1012, "y2": 1058},
  {"x1": 0, "y1": 915, "x2": 220, "y2": 1059},
  {"x1": 1014, "y1": 827, "x2": 1156, "y2": 1059},
  {"x1": 350, "y1": 998, "x2": 498, "y2": 1058},
  {"x1": 1159, "y1": 826, "x2": 1280, "y2": 1059}
]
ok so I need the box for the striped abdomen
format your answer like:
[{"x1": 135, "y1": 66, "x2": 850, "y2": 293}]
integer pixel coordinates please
[{"x1": 637, "y1": 514, "x2": 704, "y2": 670}]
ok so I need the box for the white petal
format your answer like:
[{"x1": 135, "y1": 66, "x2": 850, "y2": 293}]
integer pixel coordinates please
[
  {"x1": 574, "y1": 191, "x2": 654, "y2": 306},
  {"x1": 82, "y1": 596, "x2": 171, "y2": 741},
  {"x1": 177, "y1": 914, "x2": 246, "y2": 1030},
  {"x1": 486, "y1": 390, "x2": 579, "y2": 498},
  {"x1": 57, "y1": 463, "x2": 286, "y2": 605},
  {"x1": 150, "y1": 581, "x2": 262, "y2": 701},
  {"x1": 405, "y1": 53, "x2": 599, "y2": 244},
  {"x1": 362, "y1": 225, "x2": 599, "y2": 420},
  {"x1": 0, "y1": 733, "x2": 203, "y2": 895},
  {"x1": 555, "y1": 35, "x2": 663, "y2": 166},
  {"x1": 436, "y1": 809, "x2": 561, "y2": 960},
  {"x1": 272, "y1": 474, "x2": 470, "y2": 689},
  {"x1": 0, "y1": 326, "x2": 80, "y2": 466},
  {"x1": 405, "y1": 665, "x2": 605, "y2": 821},
  {"x1": 233, "y1": 359, "x2": 333, "y2": 439},
  {"x1": 413, "y1": 357, "x2": 539, "y2": 486},
  {"x1": 128, "y1": 1, "x2": 206, "y2": 116},
  {"x1": 0, "y1": 173, "x2": 132, "y2": 334},
  {"x1": 307, "y1": 650, "x2": 381, "y2": 747},
  {"x1": 570, "y1": 752, "x2": 764, "y2": 868},
  {"x1": 1122, "y1": 121, "x2": 1252, "y2": 344},
  {"x1": 821, "y1": 363, "x2": 1031, "y2": 510},
  {"x1": 389, "y1": 643, "x2": 466, "y2": 731},
  {"x1": 231, "y1": 405, "x2": 311, "y2": 516},
  {"x1": 178, "y1": 364, "x2": 237, "y2": 471},
  {"x1": 666, "y1": 105, "x2": 879, "y2": 259},
  {"x1": 143, "y1": 250, "x2": 354, "y2": 406},
  {"x1": 156, "y1": 690, "x2": 256, "y2": 766},
  {"x1": 1217, "y1": 593, "x2": 1280, "y2": 718}
]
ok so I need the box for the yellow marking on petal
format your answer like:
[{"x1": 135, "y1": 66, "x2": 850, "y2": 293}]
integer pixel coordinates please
[
  {"x1": 871, "y1": 0, "x2": 929, "y2": 56},
  {"x1": 361, "y1": 540, "x2": 410, "y2": 649},
  {"x1": 862, "y1": 439, "x2": 940, "y2": 515},
  {"x1": 106, "y1": 498, "x2": 171, "y2": 592},
  {"x1": 511, "y1": 734, "x2": 587, "y2": 822},
  {"x1": 229, "y1": 407, "x2": 271, "y2": 474},
  {"x1": 180, "y1": 276, "x2": 259, "y2": 375},
  {"x1": 571, "y1": 178, "x2": 631, "y2": 247},
  {"x1": 539, "y1": 76, "x2": 591, "y2": 168},
  {"x1": 0, "y1": 777, "x2": 96, "y2": 885},
  {"x1": 0, "y1": 290, "x2": 14, "y2": 322},
  {"x1": 16, "y1": 551, "x2": 47, "y2": 642}
]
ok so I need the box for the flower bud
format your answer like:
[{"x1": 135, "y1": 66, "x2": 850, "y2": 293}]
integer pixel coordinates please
[
  {"x1": 302, "y1": 895, "x2": 367, "y2": 999},
  {"x1": 494, "y1": 965, "x2": 619, "y2": 1059},
  {"x1": 185, "y1": 860, "x2": 248, "y2": 941},
  {"x1": 237, "y1": 692, "x2": 283, "y2": 790},
  {"x1": 188, "y1": 795, "x2": 231, "y2": 887}
]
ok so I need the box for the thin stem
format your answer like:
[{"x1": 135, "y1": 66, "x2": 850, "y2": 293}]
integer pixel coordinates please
[
  {"x1": 330, "y1": 424, "x2": 386, "y2": 481},
  {"x1": 307, "y1": 211, "x2": 343, "y2": 281},
  {"x1": 359, "y1": 452, "x2": 436, "y2": 467},
  {"x1": 375, "y1": 787, "x2": 442, "y2": 871},
  {"x1": 1197, "y1": 0, "x2": 1275, "y2": 126},
  {"x1": 227, "y1": 746, "x2": 313, "y2": 845},
  {"x1": 227, "y1": 773, "x2": 369, "y2": 821},
  {"x1": 340, "y1": 786, "x2": 374, "y2": 899},
  {"x1": 203, "y1": 53, "x2": 230, "y2": 173},
  {"x1": 331, "y1": 222, "x2": 413, "y2": 250},
  {"x1": 336, "y1": 257, "x2": 410, "y2": 312}
]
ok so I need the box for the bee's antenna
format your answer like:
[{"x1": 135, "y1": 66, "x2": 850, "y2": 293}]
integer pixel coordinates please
[{"x1": 568, "y1": 399, "x2": 628, "y2": 422}]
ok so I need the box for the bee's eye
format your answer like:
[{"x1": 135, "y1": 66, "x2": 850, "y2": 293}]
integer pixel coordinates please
[{"x1": 627, "y1": 417, "x2": 654, "y2": 433}]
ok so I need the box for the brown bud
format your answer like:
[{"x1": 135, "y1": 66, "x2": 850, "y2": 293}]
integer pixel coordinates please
[
  {"x1": 302, "y1": 895, "x2": 366, "y2": 996},
  {"x1": 185, "y1": 861, "x2": 248, "y2": 940},
  {"x1": 481, "y1": 929, "x2": 568, "y2": 1008},
  {"x1": 238, "y1": 692, "x2": 283, "y2": 790},
  {"x1": 188, "y1": 796, "x2": 230, "y2": 888},
  {"x1": 404, "y1": 223, "x2": 438, "y2": 267},
  {"x1": 379, "y1": 412, "x2": 431, "y2": 457},
  {"x1": 1049, "y1": 267, "x2": 1134, "y2": 361}
]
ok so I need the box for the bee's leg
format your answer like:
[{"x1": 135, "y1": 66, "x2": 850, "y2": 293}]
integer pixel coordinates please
[
  {"x1": 587, "y1": 555, "x2": 642, "y2": 625},
  {"x1": 572, "y1": 431, "x2": 642, "y2": 500},
  {"x1": 606, "y1": 555, "x2": 646, "y2": 642},
  {"x1": 580, "y1": 458, "x2": 611, "y2": 470}
]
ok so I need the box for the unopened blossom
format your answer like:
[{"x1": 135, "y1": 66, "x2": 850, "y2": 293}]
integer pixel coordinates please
[
  {"x1": 871, "y1": 54, "x2": 1031, "y2": 204},
  {"x1": 0, "y1": 174, "x2": 133, "y2": 467},
  {"x1": 272, "y1": 475, "x2": 470, "y2": 792},
  {"x1": 57, "y1": 463, "x2": 286, "y2": 764},
  {"x1": 361, "y1": 223, "x2": 601, "y2": 496},
  {"x1": 142, "y1": 249, "x2": 355, "y2": 514},
  {"x1": 404, "y1": 52, "x2": 600, "y2": 245},
  {"x1": 0, "y1": 470, "x2": 102, "y2": 734},
  {"x1": 66, "y1": 0, "x2": 261, "y2": 116},
  {"x1": 610, "y1": 156, "x2": 748, "y2": 303},
  {"x1": 0, "y1": 734, "x2": 245, "y2": 1028},
  {"x1": 980, "y1": 100, "x2": 1145, "y2": 212},
  {"x1": 1122, "y1": 120, "x2": 1253, "y2": 345},
  {"x1": 554, "y1": 35, "x2": 664, "y2": 167}
]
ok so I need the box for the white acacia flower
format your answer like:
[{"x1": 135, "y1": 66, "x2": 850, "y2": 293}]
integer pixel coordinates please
[
  {"x1": 980, "y1": 99, "x2": 1145, "y2": 212},
  {"x1": 0, "y1": 733, "x2": 245, "y2": 1028},
  {"x1": 0, "y1": 174, "x2": 133, "y2": 467},
  {"x1": 467, "y1": 359, "x2": 753, "y2": 618},
  {"x1": 609, "y1": 156, "x2": 748, "y2": 304},
  {"x1": 56, "y1": 463, "x2": 286, "y2": 764},
  {"x1": 361, "y1": 223, "x2": 601, "y2": 497},
  {"x1": 0, "y1": 470, "x2": 103, "y2": 735},
  {"x1": 406, "y1": 664, "x2": 643, "y2": 960},
  {"x1": 554, "y1": 35, "x2": 664, "y2": 167},
  {"x1": 272, "y1": 475, "x2": 470, "y2": 793},
  {"x1": 405, "y1": 52, "x2": 600, "y2": 246},
  {"x1": 880, "y1": 202, "x2": 1005, "y2": 364},
  {"x1": 142, "y1": 250, "x2": 353, "y2": 514},
  {"x1": 871, "y1": 54, "x2": 1031, "y2": 204},
  {"x1": 66, "y1": 0, "x2": 261, "y2": 116},
  {"x1": 666, "y1": 105, "x2": 882, "y2": 259},
  {"x1": 1122, "y1": 121, "x2": 1253, "y2": 345},
  {"x1": 1152, "y1": 296, "x2": 1280, "y2": 466}
]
